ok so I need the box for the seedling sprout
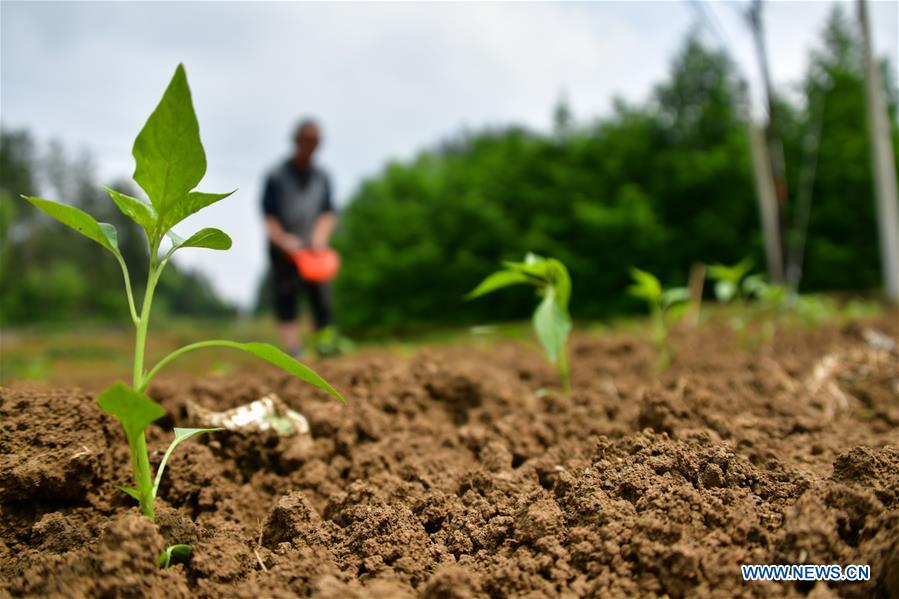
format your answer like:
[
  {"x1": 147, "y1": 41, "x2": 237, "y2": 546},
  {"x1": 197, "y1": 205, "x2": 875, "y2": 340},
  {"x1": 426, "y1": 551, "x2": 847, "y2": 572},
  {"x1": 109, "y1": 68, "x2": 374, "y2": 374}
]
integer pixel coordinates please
[
  {"x1": 467, "y1": 253, "x2": 572, "y2": 392},
  {"x1": 20, "y1": 65, "x2": 344, "y2": 525},
  {"x1": 627, "y1": 267, "x2": 690, "y2": 369}
]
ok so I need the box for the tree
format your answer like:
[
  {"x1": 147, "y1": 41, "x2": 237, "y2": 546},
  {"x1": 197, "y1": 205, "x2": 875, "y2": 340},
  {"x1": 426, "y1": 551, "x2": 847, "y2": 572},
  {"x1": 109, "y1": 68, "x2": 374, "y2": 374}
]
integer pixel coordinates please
[
  {"x1": 793, "y1": 6, "x2": 897, "y2": 292},
  {"x1": 331, "y1": 35, "x2": 762, "y2": 329},
  {"x1": 0, "y1": 130, "x2": 235, "y2": 325}
]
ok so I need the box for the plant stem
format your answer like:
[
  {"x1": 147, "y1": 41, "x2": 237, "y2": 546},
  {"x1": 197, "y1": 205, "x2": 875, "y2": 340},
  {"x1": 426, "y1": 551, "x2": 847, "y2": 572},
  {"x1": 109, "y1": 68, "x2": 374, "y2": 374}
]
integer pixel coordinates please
[
  {"x1": 131, "y1": 242, "x2": 163, "y2": 519},
  {"x1": 650, "y1": 304, "x2": 665, "y2": 352},
  {"x1": 558, "y1": 350, "x2": 571, "y2": 394},
  {"x1": 134, "y1": 433, "x2": 155, "y2": 519},
  {"x1": 116, "y1": 254, "x2": 139, "y2": 326},
  {"x1": 133, "y1": 257, "x2": 155, "y2": 388}
]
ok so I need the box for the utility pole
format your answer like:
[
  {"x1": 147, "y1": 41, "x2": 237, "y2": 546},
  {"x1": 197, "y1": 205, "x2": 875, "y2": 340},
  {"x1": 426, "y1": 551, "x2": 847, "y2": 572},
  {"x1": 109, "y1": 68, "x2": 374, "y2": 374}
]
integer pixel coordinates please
[
  {"x1": 858, "y1": 0, "x2": 899, "y2": 302},
  {"x1": 749, "y1": 124, "x2": 784, "y2": 281},
  {"x1": 746, "y1": 0, "x2": 789, "y2": 282}
]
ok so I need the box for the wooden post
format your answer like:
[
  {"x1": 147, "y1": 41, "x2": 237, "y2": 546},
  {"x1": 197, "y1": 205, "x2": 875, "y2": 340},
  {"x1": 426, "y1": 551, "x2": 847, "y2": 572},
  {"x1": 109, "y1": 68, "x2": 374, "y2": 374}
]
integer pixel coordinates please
[
  {"x1": 858, "y1": 0, "x2": 899, "y2": 301},
  {"x1": 687, "y1": 262, "x2": 706, "y2": 327},
  {"x1": 749, "y1": 123, "x2": 785, "y2": 282},
  {"x1": 746, "y1": 0, "x2": 789, "y2": 282}
]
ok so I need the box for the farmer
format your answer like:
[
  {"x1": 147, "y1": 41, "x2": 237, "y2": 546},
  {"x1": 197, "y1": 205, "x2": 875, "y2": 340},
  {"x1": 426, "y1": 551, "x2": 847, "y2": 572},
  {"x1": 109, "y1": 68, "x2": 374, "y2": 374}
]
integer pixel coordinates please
[{"x1": 262, "y1": 118, "x2": 337, "y2": 357}]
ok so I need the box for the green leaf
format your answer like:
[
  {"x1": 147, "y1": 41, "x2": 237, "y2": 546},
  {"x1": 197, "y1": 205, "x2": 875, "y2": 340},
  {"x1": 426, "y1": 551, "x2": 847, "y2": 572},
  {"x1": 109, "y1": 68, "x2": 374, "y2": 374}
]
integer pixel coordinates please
[
  {"x1": 97, "y1": 383, "x2": 165, "y2": 443},
  {"x1": 144, "y1": 340, "x2": 345, "y2": 403},
  {"x1": 131, "y1": 64, "x2": 234, "y2": 237},
  {"x1": 707, "y1": 258, "x2": 754, "y2": 285},
  {"x1": 545, "y1": 259, "x2": 572, "y2": 309},
  {"x1": 132, "y1": 64, "x2": 206, "y2": 224},
  {"x1": 532, "y1": 292, "x2": 571, "y2": 365},
  {"x1": 465, "y1": 269, "x2": 530, "y2": 299},
  {"x1": 20, "y1": 196, "x2": 121, "y2": 256},
  {"x1": 167, "y1": 227, "x2": 232, "y2": 252},
  {"x1": 497, "y1": 254, "x2": 571, "y2": 308},
  {"x1": 158, "y1": 190, "x2": 235, "y2": 235},
  {"x1": 502, "y1": 257, "x2": 549, "y2": 281},
  {"x1": 742, "y1": 274, "x2": 768, "y2": 298},
  {"x1": 666, "y1": 300, "x2": 690, "y2": 325},
  {"x1": 661, "y1": 287, "x2": 690, "y2": 310},
  {"x1": 732, "y1": 257, "x2": 755, "y2": 281},
  {"x1": 715, "y1": 280, "x2": 737, "y2": 303},
  {"x1": 157, "y1": 544, "x2": 191, "y2": 569},
  {"x1": 104, "y1": 186, "x2": 157, "y2": 232},
  {"x1": 628, "y1": 267, "x2": 662, "y2": 302},
  {"x1": 706, "y1": 264, "x2": 732, "y2": 281},
  {"x1": 115, "y1": 485, "x2": 141, "y2": 500},
  {"x1": 152, "y1": 427, "x2": 221, "y2": 498},
  {"x1": 230, "y1": 342, "x2": 345, "y2": 403},
  {"x1": 97, "y1": 383, "x2": 165, "y2": 506}
]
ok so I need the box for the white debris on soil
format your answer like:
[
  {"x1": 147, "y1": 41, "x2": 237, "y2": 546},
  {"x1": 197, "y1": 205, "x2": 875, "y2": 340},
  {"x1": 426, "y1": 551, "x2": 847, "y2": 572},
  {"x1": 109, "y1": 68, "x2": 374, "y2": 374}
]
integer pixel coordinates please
[
  {"x1": 803, "y1": 327, "x2": 898, "y2": 420},
  {"x1": 862, "y1": 327, "x2": 896, "y2": 352},
  {"x1": 188, "y1": 393, "x2": 310, "y2": 437}
]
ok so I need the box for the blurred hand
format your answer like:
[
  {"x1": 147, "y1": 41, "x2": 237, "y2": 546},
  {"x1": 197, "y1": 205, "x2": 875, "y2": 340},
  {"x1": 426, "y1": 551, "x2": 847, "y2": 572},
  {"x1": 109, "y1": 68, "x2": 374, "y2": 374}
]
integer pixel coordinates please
[
  {"x1": 310, "y1": 232, "x2": 330, "y2": 251},
  {"x1": 281, "y1": 234, "x2": 304, "y2": 254}
]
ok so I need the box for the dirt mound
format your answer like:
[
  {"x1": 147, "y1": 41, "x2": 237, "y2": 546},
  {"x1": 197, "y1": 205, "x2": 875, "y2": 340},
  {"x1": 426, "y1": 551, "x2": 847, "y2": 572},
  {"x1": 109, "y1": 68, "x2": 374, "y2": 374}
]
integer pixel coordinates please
[{"x1": 1, "y1": 315, "x2": 897, "y2": 597}]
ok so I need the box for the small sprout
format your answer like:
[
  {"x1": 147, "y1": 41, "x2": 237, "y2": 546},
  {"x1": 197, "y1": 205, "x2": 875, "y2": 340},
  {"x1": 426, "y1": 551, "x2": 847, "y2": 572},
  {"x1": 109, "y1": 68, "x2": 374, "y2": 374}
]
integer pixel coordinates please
[
  {"x1": 157, "y1": 544, "x2": 191, "y2": 569},
  {"x1": 627, "y1": 267, "x2": 689, "y2": 369},
  {"x1": 743, "y1": 274, "x2": 793, "y2": 341},
  {"x1": 19, "y1": 64, "x2": 345, "y2": 524},
  {"x1": 708, "y1": 259, "x2": 794, "y2": 342},
  {"x1": 706, "y1": 258, "x2": 758, "y2": 332},
  {"x1": 706, "y1": 258, "x2": 755, "y2": 305},
  {"x1": 467, "y1": 253, "x2": 572, "y2": 392},
  {"x1": 743, "y1": 274, "x2": 788, "y2": 308},
  {"x1": 306, "y1": 325, "x2": 354, "y2": 357}
]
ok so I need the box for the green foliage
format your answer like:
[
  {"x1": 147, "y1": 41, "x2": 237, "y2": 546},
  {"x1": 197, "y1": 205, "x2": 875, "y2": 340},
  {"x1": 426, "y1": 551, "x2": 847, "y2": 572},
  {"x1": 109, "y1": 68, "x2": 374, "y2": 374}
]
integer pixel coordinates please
[
  {"x1": 166, "y1": 228, "x2": 232, "y2": 252},
  {"x1": 17, "y1": 65, "x2": 344, "y2": 524},
  {"x1": 627, "y1": 267, "x2": 689, "y2": 368},
  {"x1": 784, "y1": 7, "x2": 893, "y2": 292},
  {"x1": 743, "y1": 274, "x2": 788, "y2": 308},
  {"x1": 468, "y1": 253, "x2": 572, "y2": 391},
  {"x1": 328, "y1": 17, "x2": 894, "y2": 330},
  {"x1": 140, "y1": 339, "x2": 345, "y2": 400},
  {"x1": 131, "y1": 64, "x2": 234, "y2": 242},
  {"x1": 709, "y1": 261, "x2": 795, "y2": 343},
  {"x1": 1, "y1": 131, "x2": 236, "y2": 325},
  {"x1": 306, "y1": 326, "x2": 355, "y2": 357},
  {"x1": 104, "y1": 187, "x2": 157, "y2": 233},
  {"x1": 331, "y1": 35, "x2": 758, "y2": 329},
  {"x1": 707, "y1": 258, "x2": 754, "y2": 303},
  {"x1": 96, "y1": 383, "x2": 192, "y2": 518},
  {"x1": 20, "y1": 196, "x2": 122, "y2": 256},
  {"x1": 707, "y1": 259, "x2": 789, "y2": 309}
]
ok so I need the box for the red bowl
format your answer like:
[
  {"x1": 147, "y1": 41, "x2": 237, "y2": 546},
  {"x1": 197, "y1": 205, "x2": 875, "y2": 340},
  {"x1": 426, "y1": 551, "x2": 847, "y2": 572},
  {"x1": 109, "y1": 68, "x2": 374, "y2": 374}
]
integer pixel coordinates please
[{"x1": 292, "y1": 249, "x2": 340, "y2": 283}]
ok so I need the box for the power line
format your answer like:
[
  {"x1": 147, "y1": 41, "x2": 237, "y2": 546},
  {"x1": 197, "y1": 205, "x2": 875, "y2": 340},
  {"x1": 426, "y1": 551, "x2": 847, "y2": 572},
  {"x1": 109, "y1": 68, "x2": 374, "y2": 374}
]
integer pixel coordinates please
[{"x1": 688, "y1": 0, "x2": 735, "y2": 54}]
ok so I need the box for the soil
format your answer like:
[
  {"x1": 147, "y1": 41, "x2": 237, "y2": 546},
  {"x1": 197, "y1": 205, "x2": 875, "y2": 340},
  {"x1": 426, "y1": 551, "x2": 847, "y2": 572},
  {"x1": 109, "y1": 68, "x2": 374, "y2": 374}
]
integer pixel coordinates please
[{"x1": 1, "y1": 314, "x2": 898, "y2": 598}]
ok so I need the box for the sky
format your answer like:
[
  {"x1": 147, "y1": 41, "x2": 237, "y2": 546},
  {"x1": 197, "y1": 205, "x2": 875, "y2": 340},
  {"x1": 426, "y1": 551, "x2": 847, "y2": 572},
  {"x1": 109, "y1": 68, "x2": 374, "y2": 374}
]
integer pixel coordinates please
[{"x1": 2, "y1": 1, "x2": 897, "y2": 309}]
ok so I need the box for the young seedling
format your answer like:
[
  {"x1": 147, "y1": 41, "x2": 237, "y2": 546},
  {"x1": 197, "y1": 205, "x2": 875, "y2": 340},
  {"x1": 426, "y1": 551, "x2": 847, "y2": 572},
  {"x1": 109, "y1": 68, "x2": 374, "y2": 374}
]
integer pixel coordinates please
[
  {"x1": 743, "y1": 273, "x2": 792, "y2": 341},
  {"x1": 467, "y1": 253, "x2": 572, "y2": 392},
  {"x1": 706, "y1": 258, "x2": 754, "y2": 306},
  {"x1": 627, "y1": 267, "x2": 690, "y2": 369},
  {"x1": 157, "y1": 543, "x2": 191, "y2": 569},
  {"x1": 706, "y1": 258, "x2": 755, "y2": 332},
  {"x1": 20, "y1": 65, "x2": 344, "y2": 524},
  {"x1": 742, "y1": 274, "x2": 788, "y2": 309}
]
